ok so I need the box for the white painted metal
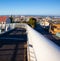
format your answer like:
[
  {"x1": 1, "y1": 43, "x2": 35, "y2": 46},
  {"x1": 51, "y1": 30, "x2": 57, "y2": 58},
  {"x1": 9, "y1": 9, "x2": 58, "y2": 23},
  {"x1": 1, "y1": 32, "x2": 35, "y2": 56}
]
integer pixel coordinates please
[{"x1": 26, "y1": 25, "x2": 60, "y2": 61}]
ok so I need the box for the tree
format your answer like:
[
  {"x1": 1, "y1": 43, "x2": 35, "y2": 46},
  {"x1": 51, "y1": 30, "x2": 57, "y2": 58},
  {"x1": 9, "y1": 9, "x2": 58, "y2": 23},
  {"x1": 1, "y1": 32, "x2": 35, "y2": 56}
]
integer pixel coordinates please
[
  {"x1": 28, "y1": 17, "x2": 36, "y2": 28},
  {"x1": 9, "y1": 15, "x2": 14, "y2": 23}
]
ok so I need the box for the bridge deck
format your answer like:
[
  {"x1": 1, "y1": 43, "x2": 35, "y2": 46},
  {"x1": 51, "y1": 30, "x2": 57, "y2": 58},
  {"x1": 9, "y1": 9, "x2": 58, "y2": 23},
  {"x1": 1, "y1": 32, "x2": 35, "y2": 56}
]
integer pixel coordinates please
[{"x1": 0, "y1": 28, "x2": 27, "y2": 61}]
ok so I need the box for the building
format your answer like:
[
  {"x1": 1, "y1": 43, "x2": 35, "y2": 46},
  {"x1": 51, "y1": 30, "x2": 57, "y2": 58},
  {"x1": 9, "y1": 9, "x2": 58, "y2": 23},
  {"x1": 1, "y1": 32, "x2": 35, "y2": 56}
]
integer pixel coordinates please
[
  {"x1": 0, "y1": 16, "x2": 7, "y2": 24},
  {"x1": 0, "y1": 16, "x2": 11, "y2": 32},
  {"x1": 14, "y1": 17, "x2": 20, "y2": 22},
  {"x1": 40, "y1": 18, "x2": 49, "y2": 28},
  {"x1": 49, "y1": 21, "x2": 60, "y2": 34},
  {"x1": 0, "y1": 16, "x2": 11, "y2": 24}
]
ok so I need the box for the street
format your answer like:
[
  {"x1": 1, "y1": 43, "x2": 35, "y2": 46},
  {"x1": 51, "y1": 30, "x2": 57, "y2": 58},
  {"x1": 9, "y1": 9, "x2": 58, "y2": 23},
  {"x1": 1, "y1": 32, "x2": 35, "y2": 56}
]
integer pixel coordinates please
[{"x1": 35, "y1": 24, "x2": 60, "y2": 46}]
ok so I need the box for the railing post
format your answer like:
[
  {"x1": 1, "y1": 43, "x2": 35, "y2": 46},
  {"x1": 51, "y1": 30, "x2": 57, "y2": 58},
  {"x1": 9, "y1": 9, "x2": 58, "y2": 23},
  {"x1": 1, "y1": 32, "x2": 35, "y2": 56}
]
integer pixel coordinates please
[
  {"x1": 5, "y1": 25, "x2": 8, "y2": 31},
  {"x1": 0, "y1": 29, "x2": 1, "y2": 34}
]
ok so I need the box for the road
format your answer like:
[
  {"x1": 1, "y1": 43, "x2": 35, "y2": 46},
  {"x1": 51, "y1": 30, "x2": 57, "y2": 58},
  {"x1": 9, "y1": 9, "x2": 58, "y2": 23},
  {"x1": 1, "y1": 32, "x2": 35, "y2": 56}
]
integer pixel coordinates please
[{"x1": 35, "y1": 24, "x2": 60, "y2": 46}]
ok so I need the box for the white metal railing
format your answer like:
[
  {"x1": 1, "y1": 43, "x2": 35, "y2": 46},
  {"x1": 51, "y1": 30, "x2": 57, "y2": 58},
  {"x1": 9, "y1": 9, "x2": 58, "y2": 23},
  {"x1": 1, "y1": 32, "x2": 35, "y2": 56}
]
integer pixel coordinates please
[
  {"x1": 0, "y1": 23, "x2": 26, "y2": 34},
  {"x1": 26, "y1": 25, "x2": 60, "y2": 61}
]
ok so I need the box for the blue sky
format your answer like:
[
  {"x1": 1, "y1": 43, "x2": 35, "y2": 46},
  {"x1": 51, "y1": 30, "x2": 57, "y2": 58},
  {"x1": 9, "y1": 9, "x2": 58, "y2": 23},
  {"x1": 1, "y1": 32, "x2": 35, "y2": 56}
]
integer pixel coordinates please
[{"x1": 0, "y1": 0, "x2": 60, "y2": 15}]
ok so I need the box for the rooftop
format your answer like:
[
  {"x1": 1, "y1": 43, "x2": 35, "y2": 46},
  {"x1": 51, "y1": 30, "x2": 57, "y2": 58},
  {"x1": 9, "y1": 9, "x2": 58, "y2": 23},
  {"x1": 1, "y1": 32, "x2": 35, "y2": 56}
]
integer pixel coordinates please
[{"x1": 0, "y1": 16, "x2": 7, "y2": 23}]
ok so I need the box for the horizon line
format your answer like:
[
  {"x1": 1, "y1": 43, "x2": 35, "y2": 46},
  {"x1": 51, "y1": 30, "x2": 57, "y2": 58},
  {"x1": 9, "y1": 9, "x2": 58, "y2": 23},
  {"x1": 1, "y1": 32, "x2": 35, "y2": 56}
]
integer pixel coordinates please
[{"x1": 0, "y1": 14, "x2": 60, "y2": 16}]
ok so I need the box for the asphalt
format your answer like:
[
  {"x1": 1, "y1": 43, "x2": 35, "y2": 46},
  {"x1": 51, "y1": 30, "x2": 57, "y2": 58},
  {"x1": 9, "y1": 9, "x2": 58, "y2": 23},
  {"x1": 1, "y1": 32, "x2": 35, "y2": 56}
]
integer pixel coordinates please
[{"x1": 35, "y1": 24, "x2": 60, "y2": 46}]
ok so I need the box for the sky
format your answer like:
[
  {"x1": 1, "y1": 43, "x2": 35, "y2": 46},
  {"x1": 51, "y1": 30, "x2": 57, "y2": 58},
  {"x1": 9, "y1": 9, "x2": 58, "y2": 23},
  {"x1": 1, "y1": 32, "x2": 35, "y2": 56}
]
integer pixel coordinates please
[{"x1": 0, "y1": 0, "x2": 60, "y2": 15}]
